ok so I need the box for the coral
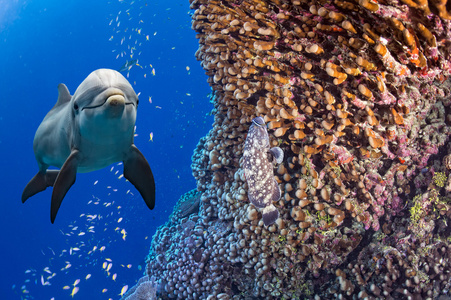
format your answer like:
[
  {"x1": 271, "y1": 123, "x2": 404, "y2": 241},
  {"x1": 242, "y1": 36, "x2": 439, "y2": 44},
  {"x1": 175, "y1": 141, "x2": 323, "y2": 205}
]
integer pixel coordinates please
[
  {"x1": 444, "y1": 154, "x2": 451, "y2": 169},
  {"x1": 136, "y1": 0, "x2": 451, "y2": 298},
  {"x1": 122, "y1": 276, "x2": 158, "y2": 300},
  {"x1": 434, "y1": 171, "x2": 448, "y2": 188},
  {"x1": 169, "y1": 189, "x2": 201, "y2": 223},
  {"x1": 189, "y1": 0, "x2": 451, "y2": 235},
  {"x1": 410, "y1": 194, "x2": 424, "y2": 226}
]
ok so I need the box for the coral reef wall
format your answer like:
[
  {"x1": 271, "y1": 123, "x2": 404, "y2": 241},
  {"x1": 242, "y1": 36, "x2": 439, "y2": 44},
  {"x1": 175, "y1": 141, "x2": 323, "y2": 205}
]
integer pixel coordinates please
[{"x1": 144, "y1": 0, "x2": 451, "y2": 299}]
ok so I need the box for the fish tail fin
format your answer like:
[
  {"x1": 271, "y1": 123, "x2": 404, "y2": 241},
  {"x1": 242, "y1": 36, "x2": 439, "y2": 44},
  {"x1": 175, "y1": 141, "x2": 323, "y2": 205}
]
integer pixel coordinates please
[
  {"x1": 262, "y1": 204, "x2": 279, "y2": 226},
  {"x1": 269, "y1": 147, "x2": 284, "y2": 164},
  {"x1": 22, "y1": 170, "x2": 59, "y2": 203}
]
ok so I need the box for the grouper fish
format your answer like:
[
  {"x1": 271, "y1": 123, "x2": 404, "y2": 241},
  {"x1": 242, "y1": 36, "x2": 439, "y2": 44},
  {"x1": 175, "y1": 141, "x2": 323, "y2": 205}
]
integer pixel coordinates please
[
  {"x1": 22, "y1": 69, "x2": 155, "y2": 223},
  {"x1": 242, "y1": 116, "x2": 284, "y2": 226}
]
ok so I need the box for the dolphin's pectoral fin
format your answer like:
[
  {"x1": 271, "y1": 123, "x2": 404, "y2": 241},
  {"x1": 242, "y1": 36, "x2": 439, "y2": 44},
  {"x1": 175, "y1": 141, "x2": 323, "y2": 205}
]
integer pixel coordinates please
[
  {"x1": 51, "y1": 149, "x2": 80, "y2": 224},
  {"x1": 22, "y1": 170, "x2": 59, "y2": 203},
  {"x1": 123, "y1": 145, "x2": 155, "y2": 210}
]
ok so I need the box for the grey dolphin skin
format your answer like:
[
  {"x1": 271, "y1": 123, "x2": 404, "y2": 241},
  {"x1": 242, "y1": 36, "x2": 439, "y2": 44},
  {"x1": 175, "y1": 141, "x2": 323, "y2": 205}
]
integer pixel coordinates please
[{"x1": 22, "y1": 69, "x2": 155, "y2": 223}]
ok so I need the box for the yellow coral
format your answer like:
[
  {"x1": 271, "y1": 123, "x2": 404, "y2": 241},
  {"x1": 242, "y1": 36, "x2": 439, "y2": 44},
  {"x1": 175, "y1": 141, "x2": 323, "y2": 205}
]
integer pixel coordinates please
[
  {"x1": 432, "y1": 172, "x2": 447, "y2": 188},
  {"x1": 410, "y1": 195, "x2": 423, "y2": 225}
]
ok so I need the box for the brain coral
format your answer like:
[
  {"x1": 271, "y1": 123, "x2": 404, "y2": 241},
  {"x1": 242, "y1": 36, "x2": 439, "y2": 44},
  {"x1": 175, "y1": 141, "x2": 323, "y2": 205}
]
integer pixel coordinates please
[{"x1": 138, "y1": 0, "x2": 451, "y2": 299}]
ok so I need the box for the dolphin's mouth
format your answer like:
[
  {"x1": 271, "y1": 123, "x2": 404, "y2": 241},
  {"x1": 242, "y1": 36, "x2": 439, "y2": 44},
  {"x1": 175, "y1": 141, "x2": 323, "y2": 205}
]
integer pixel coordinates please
[{"x1": 82, "y1": 94, "x2": 134, "y2": 110}]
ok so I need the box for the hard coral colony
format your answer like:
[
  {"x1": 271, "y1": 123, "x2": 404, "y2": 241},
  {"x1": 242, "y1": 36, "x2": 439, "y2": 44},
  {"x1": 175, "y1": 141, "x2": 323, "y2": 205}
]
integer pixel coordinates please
[{"x1": 137, "y1": 0, "x2": 451, "y2": 299}]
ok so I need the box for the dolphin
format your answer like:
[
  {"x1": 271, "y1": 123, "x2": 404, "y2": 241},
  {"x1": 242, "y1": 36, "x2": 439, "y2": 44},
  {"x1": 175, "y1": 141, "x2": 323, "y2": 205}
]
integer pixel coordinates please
[{"x1": 22, "y1": 69, "x2": 155, "y2": 223}]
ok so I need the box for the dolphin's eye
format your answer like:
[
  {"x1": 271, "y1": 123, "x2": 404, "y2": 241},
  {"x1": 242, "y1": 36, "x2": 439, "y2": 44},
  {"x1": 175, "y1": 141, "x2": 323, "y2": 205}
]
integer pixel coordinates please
[
  {"x1": 136, "y1": 99, "x2": 139, "y2": 106},
  {"x1": 74, "y1": 103, "x2": 79, "y2": 110}
]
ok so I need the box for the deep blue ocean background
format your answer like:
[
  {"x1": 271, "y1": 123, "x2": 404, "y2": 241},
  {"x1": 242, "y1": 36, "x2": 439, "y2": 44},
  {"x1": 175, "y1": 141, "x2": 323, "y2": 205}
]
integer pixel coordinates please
[{"x1": 0, "y1": 0, "x2": 212, "y2": 299}]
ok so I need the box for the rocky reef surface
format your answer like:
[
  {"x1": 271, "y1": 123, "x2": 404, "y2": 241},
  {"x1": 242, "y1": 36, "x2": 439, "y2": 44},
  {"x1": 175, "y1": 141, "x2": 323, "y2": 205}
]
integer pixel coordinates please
[{"x1": 125, "y1": 0, "x2": 451, "y2": 299}]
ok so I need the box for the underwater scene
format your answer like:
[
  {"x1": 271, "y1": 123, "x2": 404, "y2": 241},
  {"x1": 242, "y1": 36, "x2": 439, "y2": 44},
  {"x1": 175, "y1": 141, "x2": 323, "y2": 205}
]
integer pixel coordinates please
[{"x1": 1, "y1": 0, "x2": 451, "y2": 299}]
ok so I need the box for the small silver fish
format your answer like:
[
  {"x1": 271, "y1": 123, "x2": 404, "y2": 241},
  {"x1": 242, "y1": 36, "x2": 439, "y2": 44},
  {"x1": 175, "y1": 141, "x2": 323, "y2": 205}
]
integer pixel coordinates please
[{"x1": 242, "y1": 116, "x2": 283, "y2": 226}]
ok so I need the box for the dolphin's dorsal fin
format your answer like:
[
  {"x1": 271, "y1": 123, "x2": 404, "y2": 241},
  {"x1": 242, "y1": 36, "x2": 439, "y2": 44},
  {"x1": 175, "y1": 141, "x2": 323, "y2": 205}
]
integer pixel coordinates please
[{"x1": 55, "y1": 83, "x2": 71, "y2": 107}]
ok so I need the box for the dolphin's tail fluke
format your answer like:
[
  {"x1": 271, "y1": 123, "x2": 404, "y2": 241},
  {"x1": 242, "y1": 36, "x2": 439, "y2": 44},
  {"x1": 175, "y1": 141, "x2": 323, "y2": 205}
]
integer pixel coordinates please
[{"x1": 22, "y1": 170, "x2": 59, "y2": 203}]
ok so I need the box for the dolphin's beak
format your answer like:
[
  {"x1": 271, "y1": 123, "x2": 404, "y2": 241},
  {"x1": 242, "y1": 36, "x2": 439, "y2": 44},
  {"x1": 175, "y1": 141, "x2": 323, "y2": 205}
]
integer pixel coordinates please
[
  {"x1": 106, "y1": 94, "x2": 126, "y2": 106},
  {"x1": 105, "y1": 94, "x2": 126, "y2": 118}
]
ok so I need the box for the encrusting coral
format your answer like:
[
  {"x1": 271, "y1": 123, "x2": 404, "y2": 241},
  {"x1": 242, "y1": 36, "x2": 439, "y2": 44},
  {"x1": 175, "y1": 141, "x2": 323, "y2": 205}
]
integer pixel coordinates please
[
  {"x1": 169, "y1": 189, "x2": 202, "y2": 223},
  {"x1": 135, "y1": 0, "x2": 451, "y2": 299},
  {"x1": 121, "y1": 276, "x2": 158, "y2": 300}
]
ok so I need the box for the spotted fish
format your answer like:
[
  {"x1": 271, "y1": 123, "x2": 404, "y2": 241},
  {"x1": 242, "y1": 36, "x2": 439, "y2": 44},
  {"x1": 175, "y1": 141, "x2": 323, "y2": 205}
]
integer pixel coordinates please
[{"x1": 242, "y1": 116, "x2": 283, "y2": 226}]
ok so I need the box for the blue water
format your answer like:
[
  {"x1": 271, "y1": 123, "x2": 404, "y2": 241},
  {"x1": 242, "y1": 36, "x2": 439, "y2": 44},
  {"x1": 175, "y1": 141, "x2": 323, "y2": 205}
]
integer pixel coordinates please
[{"x1": 0, "y1": 0, "x2": 212, "y2": 299}]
